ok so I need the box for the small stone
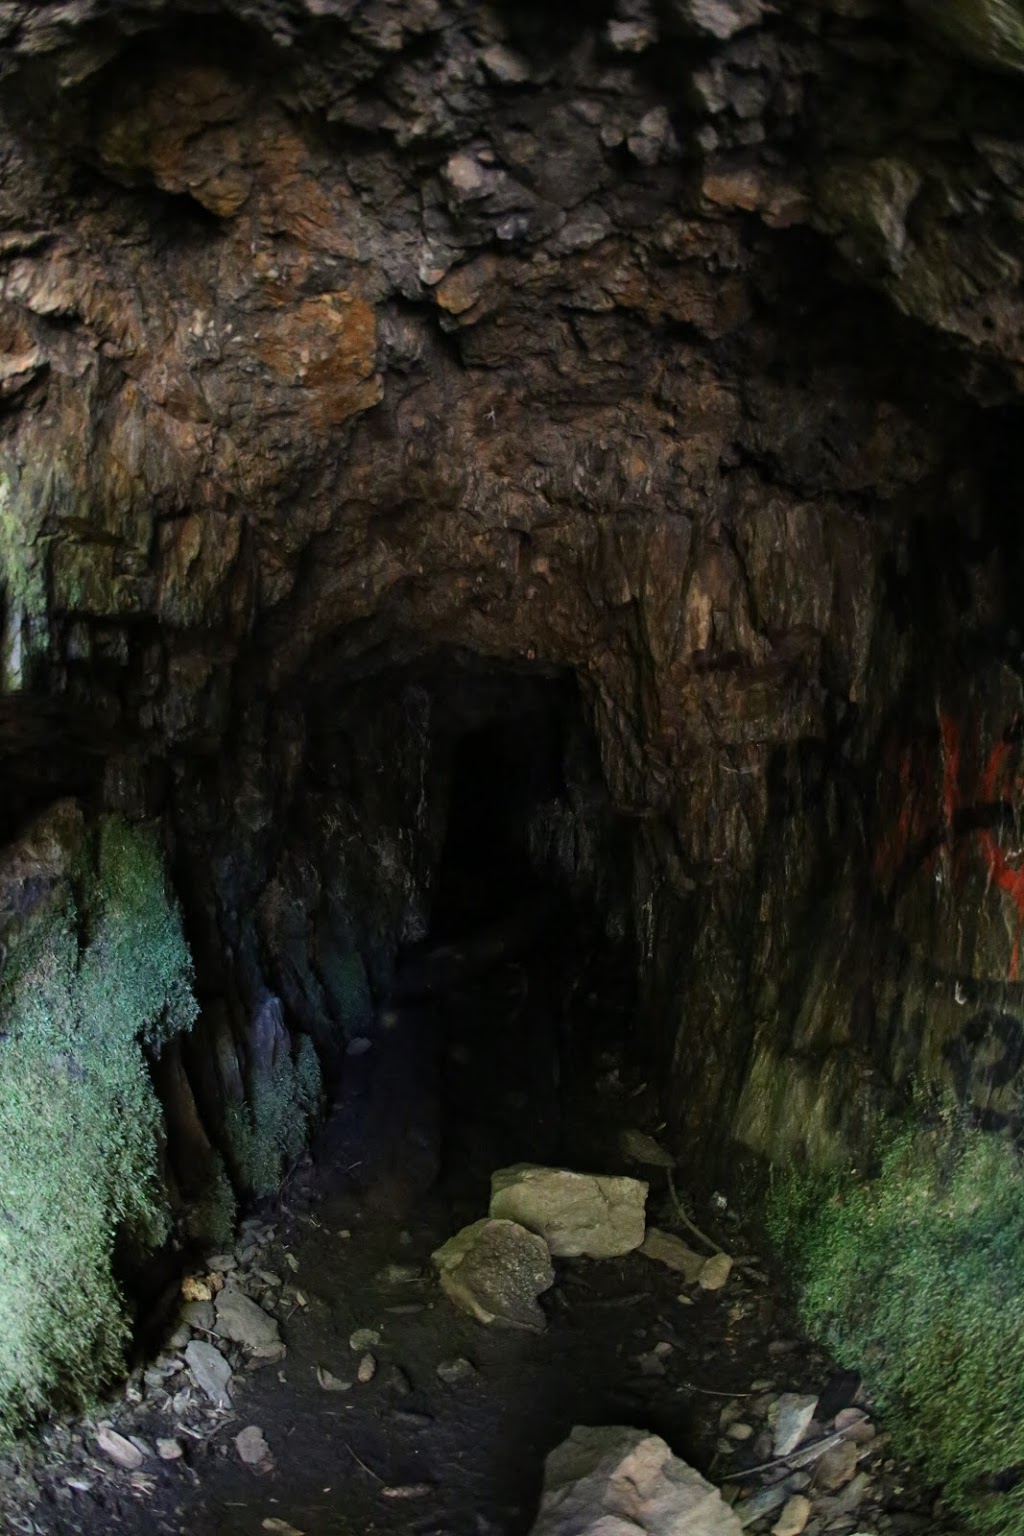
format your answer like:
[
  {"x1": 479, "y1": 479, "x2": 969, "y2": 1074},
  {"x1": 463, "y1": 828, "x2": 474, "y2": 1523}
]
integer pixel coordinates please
[
  {"x1": 156, "y1": 1439, "x2": 183, "y2": 1461},
  {"x1": 180, "y1": 1299, "x2": 215, "y2": 1331},
  {"x1": 349, "y1": 1327, "x2": 381, "y2": 1350},
  {"x1": 698, "y1": 1253, "x2": 734, "y2": 1291},
  {"x1": 95, "y1": 1427, "x2": 144, "y2": 1470},
  {"x1": 480, "y1": 43, "x2": 530, "y2": 83},
  {"x1": 670, "y1": 0, "x2": 763, "y2": 41},
  {"x1": 834, "y1": 1408, "x2": 875, "y2": 1444},
  {"x1": 437, "y1": 1356, "x2": 477, "y2": 1385},
  {"x1": 443, "y1": 153, "x2": 488, "y2": 199},
  {"x1": 735, "y1": 1483, "x2": 789, "y2": 1526},
  {"x1": 617, "y1": 1128, "x2": 675, "y2": 1168},
  {"x1": 770, "y1": 1393, "x2": 818, "y2": 1456},
  {"x1": 184, "y1": 1340, "x2": 233, "y2": 1409},
  {"x1": 814, "y1": 1437, "x2": 859, "y2": 1490},
  {"x1": 771, "y1": 1495, "x2": 812, "y2": 1536},
  {"x1": 607, "y1": 18, "x2": 654, "y2": 50},
  {"x1": 316, "y1": 1364, "x2": 352, "y2": 1391},
  {"x1": 728, "y1": 1422, "x2": 754, "y2": 1441},
  {"x1": 357, "y1": 1352, "x2": 377, "y2": 1383},
  {"x1": 206, "y1": 1253, "x2": 237, "y2": 1272},
  {"x1": 637, "y1": 1349, "x2": 667, "y2": 1376},
  {"x1": 346, "y1": 1036, "x2": 372, "y2": 1056},
  {"x1": 381, "y1": 1363, "x2": 412, "y2": 1395},
  {"x1": 235, "y1": 1425, "x2": 271, "y2": 1467}
]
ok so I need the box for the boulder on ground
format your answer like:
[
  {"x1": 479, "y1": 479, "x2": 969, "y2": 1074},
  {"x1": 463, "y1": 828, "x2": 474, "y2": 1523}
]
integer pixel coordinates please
[
  {"x1": 489, "y1": 1164, "x2": 648, "y2": 1258},
  {"x1": 432, "y1": 1217, "x2": 554, "y2": 1331},
  {"x1": 527, "y1": 1424, "x2": 743, "y2": 1535}
]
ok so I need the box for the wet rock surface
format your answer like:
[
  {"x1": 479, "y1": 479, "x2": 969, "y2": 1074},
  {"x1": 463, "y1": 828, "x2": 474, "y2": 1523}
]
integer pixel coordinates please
[{"x1": 3, "y1": 0, "x2": 1024, "y2": 1212}]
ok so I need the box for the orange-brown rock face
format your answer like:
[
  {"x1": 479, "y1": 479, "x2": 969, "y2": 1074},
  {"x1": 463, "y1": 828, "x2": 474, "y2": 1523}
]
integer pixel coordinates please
[{"x1": 2, "y1": 0, "x2": 1024, "y2": 1165}]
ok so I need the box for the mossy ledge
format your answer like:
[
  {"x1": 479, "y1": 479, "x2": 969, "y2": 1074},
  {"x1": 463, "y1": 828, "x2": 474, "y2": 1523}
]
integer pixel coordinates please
[
  {"x1": 767, "y1": 1108, "x2": 1024, "y2": 1534},
  {"x1": 0, "y1": 811, "x2": 197, "y2": 1442}
]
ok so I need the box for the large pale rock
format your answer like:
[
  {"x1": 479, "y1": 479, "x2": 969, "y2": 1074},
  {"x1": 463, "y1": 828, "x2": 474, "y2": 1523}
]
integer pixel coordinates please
[
  {"x1": 489, "y1": 1164, "x2": 648, "y2": 1259},
  {"x1": 214, "y1": 1285, "x2": 281, "y2": 1353},
  {"x1": 432, "y1": 1218, "x2": 554, "y2": 1331},
  {"x1": 528, "y1": 1425, "x2": 743, "y2": 1536}
]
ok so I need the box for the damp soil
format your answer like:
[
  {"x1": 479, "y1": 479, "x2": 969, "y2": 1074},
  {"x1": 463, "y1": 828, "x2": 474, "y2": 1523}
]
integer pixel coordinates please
[{"x1": 0, "y1": 925, "x2": 951, "y2": 1536}]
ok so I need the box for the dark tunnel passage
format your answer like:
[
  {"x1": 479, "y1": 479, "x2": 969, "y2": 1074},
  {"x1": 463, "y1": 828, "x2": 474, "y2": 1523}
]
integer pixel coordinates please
[
  {"x1": 289, "y1": 651, "x2": 646, "y2": 1219},
  {"x1": 427, "y1": 699, "x2": 568, "y2": 942}
]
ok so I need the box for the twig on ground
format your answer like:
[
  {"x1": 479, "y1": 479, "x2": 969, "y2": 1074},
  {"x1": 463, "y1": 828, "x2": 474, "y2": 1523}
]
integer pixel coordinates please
[
  {"x1": 667, "y1": 1171, "x2": 727, "y2": 1257},
  {"x1": 731, "y1": 1423, "x2": 860, "y2": 1482},
  {"x1": 344, "y1": 1443, "x2": 383, "y2": 1482}
]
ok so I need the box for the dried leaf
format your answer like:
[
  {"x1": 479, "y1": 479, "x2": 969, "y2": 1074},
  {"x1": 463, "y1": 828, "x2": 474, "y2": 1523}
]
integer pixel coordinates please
[
  {"x1": 317, "y1": 1364, "x2": 352, "y2": 1392},
  {"x1": 381, "y1": 1482, "x2": 434, "y2": 1499},
  {"x1": 262, "y1": 1521, "x2": 304, "y2": 1535}
]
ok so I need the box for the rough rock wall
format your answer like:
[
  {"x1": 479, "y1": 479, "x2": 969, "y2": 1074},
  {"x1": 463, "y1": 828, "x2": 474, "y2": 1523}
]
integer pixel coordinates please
[{"x1": 2, "y1": 0, "x2": 1024, "y2": 1171}]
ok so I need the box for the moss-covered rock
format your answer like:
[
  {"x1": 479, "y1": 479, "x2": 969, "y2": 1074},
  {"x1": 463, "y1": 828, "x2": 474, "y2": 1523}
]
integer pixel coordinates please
[
  {"x1": 0, "y1": 809, "x2": 197, "y2": 1441},
  {"x1": 908, "y1": 0, "x2": 1024, "y2": 75},
  {"x1": 223, "y1": 996, "x2": 321, "y2": 1197}
]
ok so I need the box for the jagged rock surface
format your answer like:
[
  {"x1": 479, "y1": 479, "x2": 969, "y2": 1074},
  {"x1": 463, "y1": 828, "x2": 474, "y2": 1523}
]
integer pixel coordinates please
[{"x1": 2, "y1": 0, "x2": 1024, "y2": 1189}]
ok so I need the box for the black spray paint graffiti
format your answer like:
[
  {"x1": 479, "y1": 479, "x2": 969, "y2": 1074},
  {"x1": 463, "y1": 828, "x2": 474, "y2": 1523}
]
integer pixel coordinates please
[{"x1": 943, "y1": 1009, "x2": 1024, "y2": 1126}]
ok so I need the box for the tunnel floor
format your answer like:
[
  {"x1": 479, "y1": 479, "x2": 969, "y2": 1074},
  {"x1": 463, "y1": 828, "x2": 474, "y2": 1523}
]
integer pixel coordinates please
[{"x1": 0, "y1": 931, "x2": 956, "y2": 1536}]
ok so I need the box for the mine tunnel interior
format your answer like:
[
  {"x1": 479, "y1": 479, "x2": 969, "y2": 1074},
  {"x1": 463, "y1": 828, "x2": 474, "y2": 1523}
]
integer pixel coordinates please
[{"x1": 291, "y1": 652, "x2": 645, "y2": 1212}]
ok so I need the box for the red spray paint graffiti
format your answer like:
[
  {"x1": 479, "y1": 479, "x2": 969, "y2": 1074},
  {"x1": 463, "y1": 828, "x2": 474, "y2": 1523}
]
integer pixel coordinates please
[{"x1": 876, "y1": 709, "x2": 1024, "y2": 980}]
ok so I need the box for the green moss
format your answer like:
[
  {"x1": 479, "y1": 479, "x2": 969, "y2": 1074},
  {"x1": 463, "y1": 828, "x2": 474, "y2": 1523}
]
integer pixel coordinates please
[
  {"x1": 182, "y1": 1151, "x2": 237, "y2": 1248},
  {"x1": 0, "y1": 463, "x2": 49, "y2": 689},
  {"x1": 0, "y1": 817, "x2": 197, "y2": 1440},
  {"x1": 225, "y1": 1034, "x2": 322, "y2": 1197},
  {"x1": 767, "y1": 1107, "x2": 1024, "y2": 1532}
]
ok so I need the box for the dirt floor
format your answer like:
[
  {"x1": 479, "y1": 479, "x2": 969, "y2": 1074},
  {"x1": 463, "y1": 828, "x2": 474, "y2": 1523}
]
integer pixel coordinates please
[{"x1": 0, "y1": 931, "x2": 958, "y2": 1536}]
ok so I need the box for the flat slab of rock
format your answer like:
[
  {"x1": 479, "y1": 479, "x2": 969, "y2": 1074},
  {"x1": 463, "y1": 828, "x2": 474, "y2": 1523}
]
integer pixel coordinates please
[
  {"x1": 640, "y1": 1227, "x2": 706, "y2": 1282},
  {"x1": 490, "y1": 1164, "x2": 648, "y2": 1258},
  {"x1": 432, "y1": 1217, "x2": 554, "y2": 1331},
  {"x1": 770, "y1": 1393, "x2": 818, "y2": 1456},
  {"x1": 215, "y1": 1286, "x2": 281, "y2": 1355},
  {"x1": 528, "y1": 1424, "x2": 743, "y2": 1535},
  {"x1": 184, "y1": 1339, "x2": 233, "y2": 1408}
]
